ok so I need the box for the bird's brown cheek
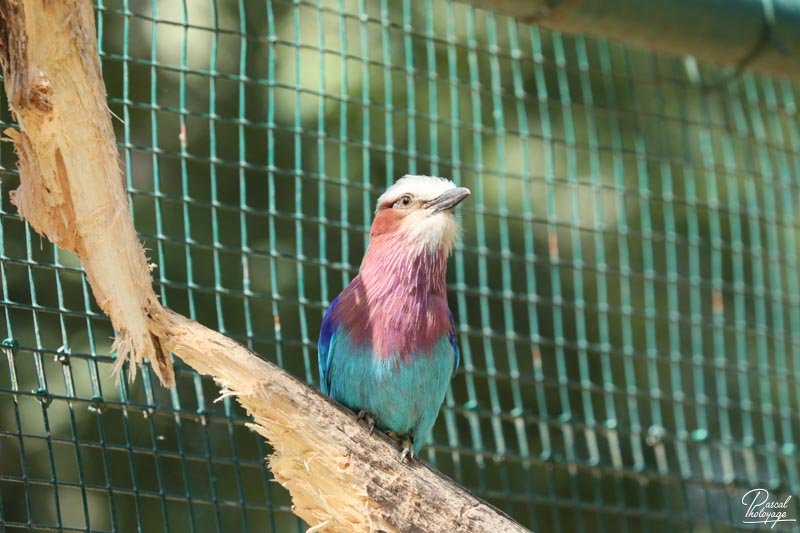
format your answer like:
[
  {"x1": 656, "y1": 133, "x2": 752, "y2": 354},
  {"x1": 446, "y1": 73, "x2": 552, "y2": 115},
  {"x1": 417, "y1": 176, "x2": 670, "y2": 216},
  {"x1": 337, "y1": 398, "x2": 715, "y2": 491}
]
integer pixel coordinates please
[{"x1": 370, "y1": 208, "x2": 407, "y2": 237}]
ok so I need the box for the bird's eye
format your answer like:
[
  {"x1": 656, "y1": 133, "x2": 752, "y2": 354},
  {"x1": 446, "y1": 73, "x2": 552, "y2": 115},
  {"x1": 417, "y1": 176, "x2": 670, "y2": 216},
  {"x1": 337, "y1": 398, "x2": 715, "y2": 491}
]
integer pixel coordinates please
[{"x1": 394, "y1": 195, "x2": 412, "y2": 208}]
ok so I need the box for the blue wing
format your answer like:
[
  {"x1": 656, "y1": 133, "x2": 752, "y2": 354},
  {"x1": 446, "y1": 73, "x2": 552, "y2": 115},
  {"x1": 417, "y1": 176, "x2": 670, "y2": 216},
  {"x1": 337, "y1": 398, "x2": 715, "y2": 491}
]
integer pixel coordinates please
[
  {"x1": 448, "y1": 309, "x2": 460, "y2": 377},
  {"x1": 318, "y1": 294, "x2": 341, "y2": 394}
]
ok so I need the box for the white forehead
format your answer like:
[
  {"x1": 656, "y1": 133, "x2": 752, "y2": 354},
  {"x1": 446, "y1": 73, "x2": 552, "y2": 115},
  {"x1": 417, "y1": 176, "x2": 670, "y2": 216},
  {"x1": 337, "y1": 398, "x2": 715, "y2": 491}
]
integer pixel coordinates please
[{"x1": 376, "y1": 175, "x2": 457, "y2": 210}]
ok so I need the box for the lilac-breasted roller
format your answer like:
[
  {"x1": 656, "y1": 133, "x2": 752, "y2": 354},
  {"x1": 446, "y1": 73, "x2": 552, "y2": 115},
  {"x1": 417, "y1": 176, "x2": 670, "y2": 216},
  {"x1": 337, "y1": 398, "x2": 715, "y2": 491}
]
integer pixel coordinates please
[{"x1": 318, "y1": 175, "x2": 470, "y2": 460}]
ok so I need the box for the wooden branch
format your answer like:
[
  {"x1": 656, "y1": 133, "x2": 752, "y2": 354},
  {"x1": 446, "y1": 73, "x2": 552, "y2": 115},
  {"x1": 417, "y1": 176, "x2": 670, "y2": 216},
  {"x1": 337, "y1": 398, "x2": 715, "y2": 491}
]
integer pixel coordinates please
[
  {"x1": 151, "y1": 308, "x2": 529, "y2": 532},
  {"x1": 0, "y1": 1, "x2": 530, "y2": 531},
  {"x1": 0, "y1": 0, "x2": 173, "y2": 386}
]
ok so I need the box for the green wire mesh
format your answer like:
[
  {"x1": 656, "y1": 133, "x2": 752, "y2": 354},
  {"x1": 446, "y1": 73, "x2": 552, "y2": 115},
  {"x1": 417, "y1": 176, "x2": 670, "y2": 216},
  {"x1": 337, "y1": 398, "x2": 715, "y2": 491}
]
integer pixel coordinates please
[{"x1": 1, "y1": 0, "x2": 799, "y2": 531}]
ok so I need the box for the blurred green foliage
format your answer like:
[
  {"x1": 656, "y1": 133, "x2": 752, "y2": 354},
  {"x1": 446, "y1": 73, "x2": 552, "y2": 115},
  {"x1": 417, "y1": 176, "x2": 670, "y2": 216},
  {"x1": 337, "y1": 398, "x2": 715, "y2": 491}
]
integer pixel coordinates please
[{"x1": 1, "y1": 0, "x2": 799, "y2": 531}]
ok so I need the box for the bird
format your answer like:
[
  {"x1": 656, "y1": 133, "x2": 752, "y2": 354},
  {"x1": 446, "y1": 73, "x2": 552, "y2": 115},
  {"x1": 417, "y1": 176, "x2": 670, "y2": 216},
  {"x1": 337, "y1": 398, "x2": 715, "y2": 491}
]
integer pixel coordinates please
[{"x1": 318, "y1": 175, "x2": 470, "y2": 461}]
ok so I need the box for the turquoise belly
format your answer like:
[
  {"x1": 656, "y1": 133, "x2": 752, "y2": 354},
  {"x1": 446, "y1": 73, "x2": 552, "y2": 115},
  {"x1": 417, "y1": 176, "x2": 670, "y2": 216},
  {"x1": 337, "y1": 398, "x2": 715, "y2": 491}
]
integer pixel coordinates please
[{"x1": 326, "y1": 333, "x2": 455, "y2": 453}]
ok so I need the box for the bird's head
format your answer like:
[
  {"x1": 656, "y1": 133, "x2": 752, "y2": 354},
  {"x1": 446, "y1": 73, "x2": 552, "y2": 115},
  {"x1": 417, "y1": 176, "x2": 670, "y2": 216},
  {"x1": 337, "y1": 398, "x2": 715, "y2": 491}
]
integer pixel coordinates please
[{"x1": 370, "y1": 175, "x2": 470, "y2": 253}]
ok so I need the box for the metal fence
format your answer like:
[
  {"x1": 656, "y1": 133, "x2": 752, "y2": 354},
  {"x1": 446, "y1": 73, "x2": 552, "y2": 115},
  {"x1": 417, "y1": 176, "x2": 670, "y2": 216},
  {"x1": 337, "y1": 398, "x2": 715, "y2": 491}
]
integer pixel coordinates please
[{"x1": 1, "y1": 0, "x2": 799, "y2": 531}]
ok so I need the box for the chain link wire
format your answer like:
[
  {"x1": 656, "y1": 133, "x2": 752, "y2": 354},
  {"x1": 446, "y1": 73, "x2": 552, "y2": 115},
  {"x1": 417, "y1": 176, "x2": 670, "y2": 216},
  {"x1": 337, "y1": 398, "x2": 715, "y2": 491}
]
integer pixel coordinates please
[{"x1": 1, "y1": 0, "x2": 799, "y2": 530}]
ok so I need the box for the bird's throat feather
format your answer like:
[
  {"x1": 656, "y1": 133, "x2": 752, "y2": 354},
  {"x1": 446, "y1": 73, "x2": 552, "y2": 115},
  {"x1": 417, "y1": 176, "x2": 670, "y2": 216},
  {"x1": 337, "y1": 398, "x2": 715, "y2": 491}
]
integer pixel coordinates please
[{"x1": 332, "y1": 237, "x2": 452, "y2": 362}]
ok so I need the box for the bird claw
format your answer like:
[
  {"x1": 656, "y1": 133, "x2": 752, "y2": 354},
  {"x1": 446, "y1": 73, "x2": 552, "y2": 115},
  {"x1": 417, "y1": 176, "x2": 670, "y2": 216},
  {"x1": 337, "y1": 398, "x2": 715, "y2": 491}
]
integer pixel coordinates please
[
  {"x1": 400, "y1": 435, "x2": 415, "y2": 463},
  {"x1": 356, "y1": 410, "x2": 376, "y2": 436},
  {"x1": 383, "y1": 430, "x2": 415, "y2": 461}
]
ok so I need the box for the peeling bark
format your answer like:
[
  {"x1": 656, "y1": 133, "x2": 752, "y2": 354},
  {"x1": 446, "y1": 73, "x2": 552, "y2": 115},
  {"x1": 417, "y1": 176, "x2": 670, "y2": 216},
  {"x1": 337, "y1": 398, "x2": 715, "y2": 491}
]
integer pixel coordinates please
[{"x1": 0, "y1": 0, "x2": 174, "y2": 386}]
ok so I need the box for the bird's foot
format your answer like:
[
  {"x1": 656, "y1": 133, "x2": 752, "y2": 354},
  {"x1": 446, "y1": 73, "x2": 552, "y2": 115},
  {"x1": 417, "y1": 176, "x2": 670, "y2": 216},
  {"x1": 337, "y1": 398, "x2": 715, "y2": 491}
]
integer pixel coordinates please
[
  {"x1": 356, "y1": 410, "x2": 376, "y2": 436},
  {"x1": 400, "y1": 435, "x2": 415, "y2": 463},
  {"x1": 385, "y1": 430, "x2": 415, "y2": 462}
]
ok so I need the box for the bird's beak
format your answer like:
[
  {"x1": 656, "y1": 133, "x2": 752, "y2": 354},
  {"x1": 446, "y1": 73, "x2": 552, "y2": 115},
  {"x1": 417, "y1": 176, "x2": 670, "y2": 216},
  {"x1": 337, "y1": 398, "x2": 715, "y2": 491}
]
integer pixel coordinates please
[{"x1": 424, "y1": 187, "x2": 471, "y2": 214}]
